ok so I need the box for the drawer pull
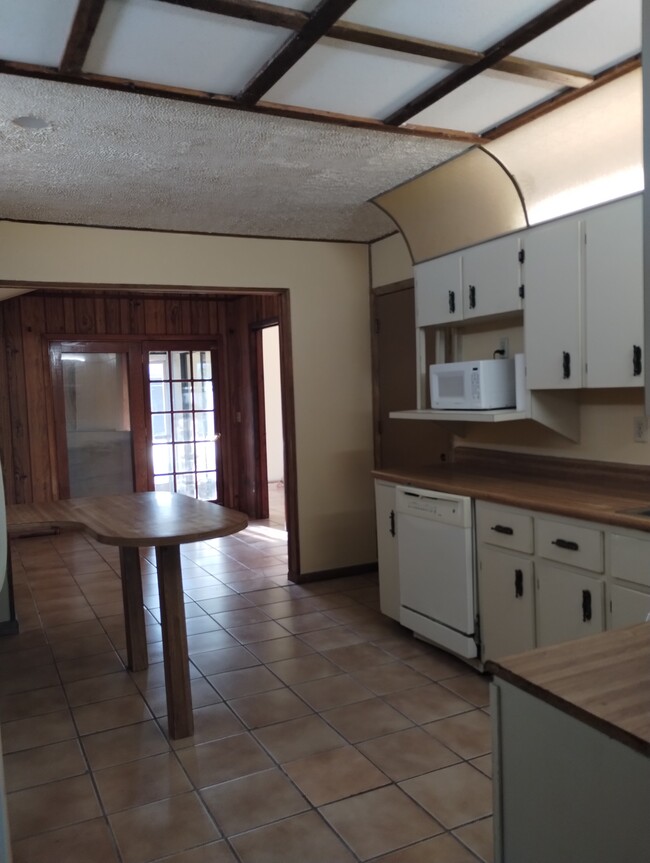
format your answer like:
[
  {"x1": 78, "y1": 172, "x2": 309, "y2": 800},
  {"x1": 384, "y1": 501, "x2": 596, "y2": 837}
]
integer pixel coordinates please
[
  {"x1": 582, "y1": 589, "x2": 592, "y2": 622},
  {"x1": 633, "y1": 344, "x2": 642, "y2": 377},
  {"x1": 552, "y1": 538, "x2": 579, "y2": 551},
  {"x1": 491, "y1": 524, "x2": 514, "y2": 536},
  {"x1": 514, "y1": 569, "x2": 524, "y2": 598}
]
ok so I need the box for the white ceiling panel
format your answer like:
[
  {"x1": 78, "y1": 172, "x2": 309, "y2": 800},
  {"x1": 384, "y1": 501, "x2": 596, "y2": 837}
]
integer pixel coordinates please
[
  {"x1": 517, "y1": 0, "x2": 641, "y2": 74},
  {"x1": 409, "y1": 70, "x2": 561, "y2": 134},
  {"x1": 342, "y1": 0, "x2": 560, "y2": 51},
  {"x1": 265, "y1": 38, "x2": 456, "y2": 120},
  {"x1": 84, "y1": 0, "x2": 292, "y2": 95},
  {"x1": 0, "y1": 0, "x2": 79, "y2": 67}
]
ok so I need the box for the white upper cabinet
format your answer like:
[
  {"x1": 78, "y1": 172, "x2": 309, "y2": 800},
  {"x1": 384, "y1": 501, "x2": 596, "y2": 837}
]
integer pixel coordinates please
[
  {"x1": 414, "y1": 252, "x2": 463, "y2": 327},
  {"x1": 523, "y1": 215, "x2": 584, "y2": 390},
  {"x1": 584, "y1": 195, "x2": 643, "y2": 388},
  {"x1": 462, "y1": 233, "x2": 523, "y2": 320}
]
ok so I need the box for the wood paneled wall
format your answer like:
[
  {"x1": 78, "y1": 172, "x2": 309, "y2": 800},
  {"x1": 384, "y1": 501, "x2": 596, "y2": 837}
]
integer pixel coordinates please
[{"x1": 0, "y1": 290, "x2": 283, "y2": 510}]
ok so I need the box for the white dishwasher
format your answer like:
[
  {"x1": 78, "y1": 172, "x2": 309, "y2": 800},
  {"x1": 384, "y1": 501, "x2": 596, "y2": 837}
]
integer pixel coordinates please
[{"x1": 396, "y1": 486, "x2": 477, "y2": 659}]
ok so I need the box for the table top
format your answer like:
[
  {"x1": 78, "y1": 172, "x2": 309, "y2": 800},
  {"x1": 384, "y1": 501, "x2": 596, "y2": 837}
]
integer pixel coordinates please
[{"x1": 7, "y1": 492, "x2": 248, "y2": 547}]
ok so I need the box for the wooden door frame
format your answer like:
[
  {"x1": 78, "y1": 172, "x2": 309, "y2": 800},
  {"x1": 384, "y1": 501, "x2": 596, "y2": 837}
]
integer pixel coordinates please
[{"x1": 48, "y1": 339, "x2": 148, "y2": 498}]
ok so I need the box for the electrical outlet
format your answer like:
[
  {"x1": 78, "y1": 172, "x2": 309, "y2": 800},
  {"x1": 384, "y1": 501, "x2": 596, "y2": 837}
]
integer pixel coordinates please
[
  {"x1": 497, "y1": 337, "x2": 509, "y2": 358},
  {"x1": 633, "y1": 415, "x2": 648, "y2": 443}
]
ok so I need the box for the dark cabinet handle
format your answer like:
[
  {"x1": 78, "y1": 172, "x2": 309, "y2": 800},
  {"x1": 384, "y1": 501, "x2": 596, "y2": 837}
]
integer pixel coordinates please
[
  {"x1": 552, "y1": 538, "x2": 579, "y2": 551},
  {"x1": 633, "y1": 345, "x2": 642, "y2": 376},
  {"x1": 389, "y1": 510, "x2": 395, "y2": 537},
  {"x1": 468, "y1": 285, "x2": 476, "y2": 309},
  {"x1": 491, "y1": 524, "x2": 514, "y2": 536},
  {"x1": 562, "y1": 351, "x2": 571, "y2": 379},
  {"x1": 448, "y1": 290, "x2": 455, "y2": 314},
  {"x1": 582, "y1": 590, "x2": 592, "y2": 622},
  {"x1": 514, "y1": 569, "x2": 524, "y2": 598}
]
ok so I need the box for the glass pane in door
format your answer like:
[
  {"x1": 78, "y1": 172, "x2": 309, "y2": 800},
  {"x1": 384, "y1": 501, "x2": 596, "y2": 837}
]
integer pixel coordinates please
[
  {"x1": 148, "y1": 349, "x2": 218, "y2": 499},
  {"x1": 62, "y1": 352, "x2": 135, "y2": 497}
]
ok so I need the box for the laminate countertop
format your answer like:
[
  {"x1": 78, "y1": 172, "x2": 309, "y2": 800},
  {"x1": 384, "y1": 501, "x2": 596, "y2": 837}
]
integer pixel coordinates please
[
  {"x1": 372, "y1": 451, "x2": 650, "y2": 534},
  {"x1": 486, "y1": 623, "x2": 650, "y2": 756}
]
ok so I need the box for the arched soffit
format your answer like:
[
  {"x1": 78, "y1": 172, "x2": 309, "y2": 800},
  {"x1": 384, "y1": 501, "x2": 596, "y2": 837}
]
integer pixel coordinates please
[{"x1": 372, "y1": 147, "x2": 527, "y2": 265}]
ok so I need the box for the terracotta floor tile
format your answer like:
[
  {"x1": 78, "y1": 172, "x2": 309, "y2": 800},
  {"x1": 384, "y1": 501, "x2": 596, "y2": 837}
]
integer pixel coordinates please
[
  {"x1": 176, "y1": 732, "x2": 273, "y2": 788},
  {"x1": 65, "y1": 670, "x2": 140, "y2": 707},
  {"x1": 45, "y1": 619, "x2": 106, "y2": 642},
  {"x1": 299, "y1": 626, "x2": 366, "y2": 652},
  {"x1": 424, "y1": 709, "x2": 492, "y2": 759},
  {"x1": 2, "y1": 708, "x2": 77, "y2": 753},
  {"x1": 0, "y1": 663, "x2": 60, "y2": 697},
  {"x1": 148, "y1": 840, "x2": 238, "y2": 863},
  {"x1": 4, "y1": 739, "x2": 87, "y2": 792},
  {"x1": 211, "y1": 607, "x2": 270, "y2": 628},
  {"x1": 195, "y1": 595, "x2": 254, "y2": 614},
  {"x1": 228, "y1": 620, "x2": 290, "y2": 644},
  {"x1": 209, "y1": 665, "x2": 284, "y2": 699},
  {"x1": 82, "y1": 720, "x2": 170, "y2": 770},
  {"x1": 471, "y1": 753, "x2": 493, "y2": 778},
  {"x1": 292, "y1": 673, "x2": 374, "y2": 711},
  {"x1": 230, "y1": 810, "x2": 356, "y2": 863},
  {"x1": 284, "y1": 744, "x2": 389, "y2": 806},
  {"x1": 186, "y1": 630, "x2": 239, "y2": 654},
  {"x1": 403, "y1": 650, "x2": 471, "y2": 680},
  {"x1": 400, "y1": 763, "x2": 493, "y2": 829},
  {"x1": 253, "y1": 714, "x2": 346, "y2": 763},
  {"x1": 368, "y1": 832, "x2": 481, "y2": 863},
  {"x1": 167, "y1": 702, "x2": 244, "y2": 748},
  {"x1": 0, "y1": 684, "x2": 68, "y2": 722},
  {"x1": 12, "y1": 817, "x2": 120, "y2": 863},
  {"x1": 453, "y1": 816, "x2": 494, "y2": 863},
  {"x1": 320, "y1": 785, "x2": 442, "y2": 861},
  {"x1": 441, "y1": 672, "x2": 491, "y2": 708},
  {"x1": 228, "y1": 687, "x2": 312, "y2": 728},
  {"x1": 201, "y1": 766, "x2": 309, "y2": 835},
  {"x1": 350, "y1": 662, "x2": 431, "y2": 695},
  {"x1": 94, "y1": 751, "x2": 193, "y2": 813},
  {"x1": 0, "y1": 646, "x2": 54, "y2": 671},
  {"x1": 322, "y1": 642, "x2": 394, "y2": 671},
  {"x1": 385, "y1": 683, "x2": 474, "y2": 724},
  {"x1": 275, "y1": 611, "x2": 339, "y2": 634},
  {"x1": 322, "y1": 697, "x2": 413, "y2": 743},
  {"x1": 50, "y1": 633, "x2": 116, "y2": 661},
  {"x1": 0, "y1": 630, "x2": 47, "y2": 654},
  {"x1": 56, "y1": 651, "x2": 125, "y2": 683},
  {"x1": 73, "y1": 693, "x2": 153, "y2": 735},
  {"x1": 144, "y1": 677, "x2": 222, "y2": 718},
  {"x1": 358, "y1": 726, "x2": 461, "y2": 781},
  {"x1": 267, "y1": 653, "x2": 340, "y2": 685},
  {"x1": 245, "y1": 635, "x2": 314, "y2": 662},
  {"x1": 7, "y1": 774, "x2": 101, "y2": 840},
  {"x1": 109, "y1": 791, "x2": 220, "y2": 863},
  {"x1": 191, "y1": 645, "x2": 260, "y2": 676}
]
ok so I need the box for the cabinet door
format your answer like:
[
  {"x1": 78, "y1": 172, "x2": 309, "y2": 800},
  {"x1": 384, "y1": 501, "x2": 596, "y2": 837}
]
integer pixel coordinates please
[
  {"x1": 584, "y1": 195, "x2": 643, "y2": 388},
  {"x1": 536, "y1": 563, "x2": 604, "y2": 647},
  {"x1": 462, "y1": 234, "x2": 523, "y2": 320},
  {"x1": 609, "y1": 583, "x2": 650, "y2": 629},
  {"x1": 414, "y1": 253, "x2": 463, "y2": 327},
  {"x1": 479, "y1": 547, "x2": 535, "y2": 663},
  {"x1": 524, "y1": 217, "x2": 583, "y2": 389},
  {"x1": 374, "y1": 480, "x2": 399, "y2": 621}
]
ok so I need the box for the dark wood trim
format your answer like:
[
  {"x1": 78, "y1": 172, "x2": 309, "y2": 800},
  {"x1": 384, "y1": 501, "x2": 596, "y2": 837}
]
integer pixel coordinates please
[
  {"x1": 295, "y1": 562, "x2": 377, "y2": 583},
  {"x1": 60, "y1": 0, "x2": 106, "y2": 73},
  {"x1": 160, "y1": 0, "x2": 307, "y2": 30},
  {"x1": 483, "y1": 54, "x2": 641, "y2": 140},
  {"x1": 496, "y1": 55, "x2": 592, "y2": 88},
  {"x1": 372, "y1": 278, "x2": 414, "y2": 298},
  {"x1": 384, "y1": 0, "x2": 599, "y2": 125},
  {"x1": 237, "y1": 0, "x2": 357, "y2": 106},
  {"x1": 369, "y1": 278, "x2": 381, "y2": 470},
  {"x1": 277, "y1": 291, "x2": 300, "y2": 581},
  {"x1": 47, "y1": 342, "x2": 70, "y2": 498},
  {"x1": 0, "y1": 280, "x2": 288, "y2": 298}
]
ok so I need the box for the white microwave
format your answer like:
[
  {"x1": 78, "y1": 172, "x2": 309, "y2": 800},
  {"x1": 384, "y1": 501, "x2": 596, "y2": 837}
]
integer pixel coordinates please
[{"x1": 429, "y1": 358, "x2": 516, "y2": 410}]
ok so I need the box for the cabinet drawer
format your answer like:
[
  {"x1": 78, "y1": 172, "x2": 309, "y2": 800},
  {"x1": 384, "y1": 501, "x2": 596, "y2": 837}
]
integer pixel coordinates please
[
  {"x1": 610, "y1": 533, "x2": 650, "y2": 589},
  {"x1": 535, "y1": 517, "x2": 603, "y2": 572},
  {"x1": 476, "y1": 503, "x2": 534, "y2": 553}
]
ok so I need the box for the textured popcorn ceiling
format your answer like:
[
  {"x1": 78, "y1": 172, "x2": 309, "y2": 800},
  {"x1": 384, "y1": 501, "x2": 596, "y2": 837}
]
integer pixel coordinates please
[{"x1": 0, "y1": 75, "x2": 471, "y2": 242}]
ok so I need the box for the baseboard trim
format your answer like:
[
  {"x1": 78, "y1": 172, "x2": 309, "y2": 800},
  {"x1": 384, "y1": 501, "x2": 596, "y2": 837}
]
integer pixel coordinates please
[
  {"x1": 0, "y1": 619, "x2": 19, "y2": 637},
  {"x1": 289, "y1": 562, "x2": 378, "y2": 584}
]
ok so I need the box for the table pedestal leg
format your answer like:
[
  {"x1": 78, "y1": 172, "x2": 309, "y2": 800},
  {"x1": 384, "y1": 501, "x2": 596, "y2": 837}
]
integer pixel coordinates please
[
  {"x1": 156, "y1": 544, "x2": 193, "y2": 739},
  {"x1": 119, "y1": 546, "x2": 148, "y2": 672}
]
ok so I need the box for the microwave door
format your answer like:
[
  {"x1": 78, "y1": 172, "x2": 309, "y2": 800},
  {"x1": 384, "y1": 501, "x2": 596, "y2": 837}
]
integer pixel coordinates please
[{"x1": 432, "y1": 370, "x2": 466, "y2": 408}]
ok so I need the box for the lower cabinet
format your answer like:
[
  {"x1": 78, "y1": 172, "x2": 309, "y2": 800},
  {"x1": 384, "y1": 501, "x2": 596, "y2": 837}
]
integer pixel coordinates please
[
  {"x1": 535, "y1": 562, "x2": 604, "y2": 647},
  {"x1": 478, "y1": 547, "x2": 535, "y2": 660},
  {"x1": 374, "y1": 480, "x2": 400, "y2": 621}
]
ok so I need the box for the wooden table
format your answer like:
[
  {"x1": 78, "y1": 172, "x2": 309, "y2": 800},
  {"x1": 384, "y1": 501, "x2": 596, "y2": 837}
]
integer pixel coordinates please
[{"x1": 7, "y1": 492, "x2": 248, "y2": 738}]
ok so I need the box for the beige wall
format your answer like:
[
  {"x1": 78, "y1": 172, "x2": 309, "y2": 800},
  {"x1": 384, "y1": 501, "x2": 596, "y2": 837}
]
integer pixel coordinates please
[
  {"x1": 0, "y1": 222, "x2": 375, "y2": 574},
  {"x1": 370, "y1": 232, "x2": 412, "y2": 287}
]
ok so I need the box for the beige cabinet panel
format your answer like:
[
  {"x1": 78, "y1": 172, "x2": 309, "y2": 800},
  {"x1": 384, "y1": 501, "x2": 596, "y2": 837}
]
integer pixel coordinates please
[
  {"x1": 536, "y1": 562, "x2": 604, "y2": 647},
  {"x1": 609, "y1": 583, "x2": 650, "y2": 629},
  {"x1": 479, "y1": 547, "x2": 535, "y2": 663},
  {"x1": 374, "y1": 480, "x2": 399, "y2": 621},
  {"x1": 414, "y1": 253, "x2": 463, "y2": 327},
  {"x1": 462, "y1": 233, "x2": 523, "y2": 320},
  {"x1": 609, "y1": 531, "x2": 650, "y2": 589}
]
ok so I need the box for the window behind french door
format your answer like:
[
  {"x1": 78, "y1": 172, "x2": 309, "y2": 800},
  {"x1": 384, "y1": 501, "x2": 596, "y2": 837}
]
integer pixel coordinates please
[{"x1": 146, "y1": 346, "x2": 221, "y2": 501}]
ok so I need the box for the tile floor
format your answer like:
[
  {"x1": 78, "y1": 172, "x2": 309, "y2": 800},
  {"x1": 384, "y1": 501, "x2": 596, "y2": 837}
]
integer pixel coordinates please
[{"x1": 1, "y1": 483, "x2": 494, "y2": 863}]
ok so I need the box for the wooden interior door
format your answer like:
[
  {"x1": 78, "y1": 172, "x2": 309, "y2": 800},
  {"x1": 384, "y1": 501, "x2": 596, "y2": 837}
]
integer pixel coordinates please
[{"x1": 373, "y1": 283, "x2": 451, "y2": 468}]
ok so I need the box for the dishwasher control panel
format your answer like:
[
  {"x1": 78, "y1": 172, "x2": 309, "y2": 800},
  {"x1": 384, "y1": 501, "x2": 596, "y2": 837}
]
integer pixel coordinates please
[{"x1": 395, "y1": 487, "x2": 472, "y2": 528}]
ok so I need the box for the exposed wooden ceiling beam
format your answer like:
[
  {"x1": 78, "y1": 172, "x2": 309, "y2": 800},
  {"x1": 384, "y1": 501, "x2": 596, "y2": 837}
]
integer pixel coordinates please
[
  {"x1": 0, "y1": 58, "x2": 481, "y2": 144},
  {"x1": 160, "y1": 0, "x2": 594, "y2": 90},
  {"x1": 237, "y1": 0, "x2": 357, "y2": 106},
  {"x1": 60, "y1": 0, "x2": 106, "y2": 74},
  {"x1": 482, "y1": 54, "x2": 641, "y2": 141},
  {"x1": 383, "y1": 0, "x2": 599, "y2": 126}
]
